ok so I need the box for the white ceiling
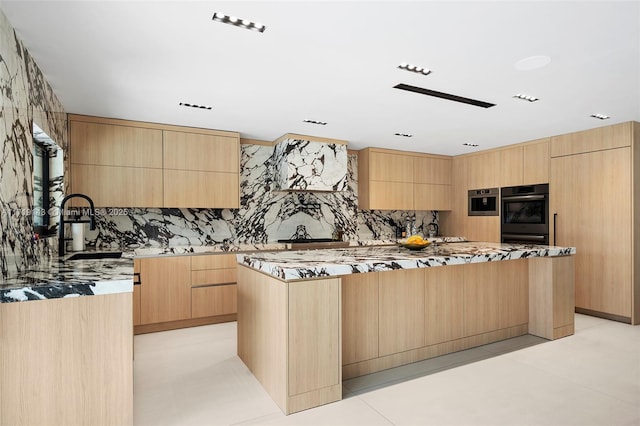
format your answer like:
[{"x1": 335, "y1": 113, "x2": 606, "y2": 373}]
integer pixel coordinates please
[{"x1": 2, "y1": 0, "x2": 639, "y2": 155}]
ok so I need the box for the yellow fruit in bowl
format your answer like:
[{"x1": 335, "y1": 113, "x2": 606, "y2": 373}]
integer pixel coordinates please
[{"x1": 407, "y1": 235, "x2": 427, "y2": 245}]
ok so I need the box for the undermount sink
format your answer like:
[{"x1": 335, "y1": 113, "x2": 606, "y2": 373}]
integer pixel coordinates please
[{"x1": 65, "y1": 251, "x2": 123, "y2": 261}]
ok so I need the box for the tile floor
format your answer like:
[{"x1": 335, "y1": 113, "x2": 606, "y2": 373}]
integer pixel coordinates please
[{"x1": 134, "y1": 314, "x2": 640, "y2": 425}]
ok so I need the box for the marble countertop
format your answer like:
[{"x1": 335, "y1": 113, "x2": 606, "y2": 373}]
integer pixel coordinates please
[
  {"x1": 237, "y1": 241, "x2": 577, "y2": 281},
  {"x1": 0, "y1": 237, "x2": 468, "y2": 303},
  {"x1": 1, "y1": 255, "x2": 134, "y2": 303},
  {"x1": 131, "y1": 237, "x2": 466, "y2": 257}
]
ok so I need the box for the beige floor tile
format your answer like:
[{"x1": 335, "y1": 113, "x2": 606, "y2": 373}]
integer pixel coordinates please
[{"x1": 134, "y1": 316, "x2": 640, "y2": 426}]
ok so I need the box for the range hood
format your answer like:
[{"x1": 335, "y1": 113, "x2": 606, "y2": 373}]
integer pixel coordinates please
[{"x1": 272, "y1": 134, "x2": 348, "y2": 192}]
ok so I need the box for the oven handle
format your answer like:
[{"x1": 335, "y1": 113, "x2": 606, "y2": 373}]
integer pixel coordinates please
[
  {"x1": 553, "y1": 213, "x2": 557, "y2": 246},
  {"x1": 502, "y1": 234, "x2": 547, "y2": 242},
  {"x1": 502, "y1": 194, "x2": 546, "y2": 202}
]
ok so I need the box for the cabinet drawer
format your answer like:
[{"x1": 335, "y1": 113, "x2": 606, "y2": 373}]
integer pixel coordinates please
[
  {"x1": 192, "y1": 269, "x2": 237, "y2": 286},
  {"x1": 191, "y1": 254, "x2": 237, "y2": 270},
  {"x1": 192, "y1": 284, "x2": 237, "y2": 318}
]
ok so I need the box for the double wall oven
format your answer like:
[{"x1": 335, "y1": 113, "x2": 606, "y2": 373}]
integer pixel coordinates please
[{"x1": 500, "y1": 183, "x2": 549, "y2": 245}]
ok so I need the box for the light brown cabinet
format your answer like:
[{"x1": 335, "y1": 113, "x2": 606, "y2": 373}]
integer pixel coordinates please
[
  {"x1": 342, "y1": 272, "x2": 379, "y2": 365},
  {"x1": 424, "y1": 264, "x2": 464, "y2": 345},
  {"x1": 69, "y1": 116, "x2": 164, "y2": 207},
  {"x1": 138, "y1": 256, "x2": 192, "y2": 324},
  {"x1": 440, "y1": 138, "x2": 550, "y2": 241},
  {"x1": 163, "y1": 130, "x2": 240, "y2": 208},
  {"x1": 338, "y1": 256, "x2": 573, "y2": 380},
  {"x1": 191, "y1": 253, "x2": 238, "y2": 318},
  {"x1": 378, "y1": 269, "x2": 425, "y2": 356},
  {"x1": 551, "y1": 124, "x2": 637, "y2": 322},
  {"x1": 68, "y1": 114, "x2": 240, "y2": 208},
  {"x1": 523, "y1": 139, "x2": 550, "y2": 185},
  {"x1": 358, "y1": 148, "x2": 452, "y2": 211},
  {"x1": 134, "y1": 253, "x2": 239, "y2": 333},
  {"x1": 550, "y1": 122, "x2": 630, "y2": 157}
]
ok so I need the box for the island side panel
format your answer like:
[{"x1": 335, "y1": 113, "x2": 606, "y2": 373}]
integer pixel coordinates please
[
  {"x1": 0, "y1": 293, "x2": 133, "y2": 426},
  {"x1": 237, "y1": 265, "x2": 288, "y2": 412},
  {"x1": 287, "y1": 278, "x2": 342, "y2": 414},
  {"x1": 529, "y1": 255, "x2": 576, "y2": 339},
  {"x1": 237, "y1": 265, "x2": 342, "y2": 415}
]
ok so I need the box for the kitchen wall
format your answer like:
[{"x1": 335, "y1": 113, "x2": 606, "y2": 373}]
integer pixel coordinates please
[
  {"x1": 87, "y1": 145, "x2": 437, "y2": 248},
  {"x1": 0, "y1": 9, "x2": 67, "y2": 276}
]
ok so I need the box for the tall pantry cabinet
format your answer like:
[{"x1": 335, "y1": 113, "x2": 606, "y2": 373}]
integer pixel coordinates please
[{"x1": 550, "y1": 121, "x2": 640, "y2": 324}]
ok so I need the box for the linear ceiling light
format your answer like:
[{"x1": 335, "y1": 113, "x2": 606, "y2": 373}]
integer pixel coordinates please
[
  {"x1": 303, "y1": 119, "x2": 327, "y2": 125},
  {"x1": 590, "y1": 113, "x2": 610, "y2": 120},
  {"x1": 393, "y1": 83, "x2": 496, "y2": 108},
  {"x1": 398, "y1": 62, "x2": 432, "y2": 76},
  {"x1": 212, "y1": 12, "x2": 266, "y2": 32},
  {"x1": 395, "y1": 132, "x2": 413, "y2": 137},
  {"x1": 513, "y1": 93, "x2": 539, "y2": 102},
  {"x1": 179, "y1": 102, "x2": 212, "y2": 110}
]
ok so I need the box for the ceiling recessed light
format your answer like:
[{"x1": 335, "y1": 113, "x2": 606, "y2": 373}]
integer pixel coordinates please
[
  {"x1": 395, "y1": 133, "x2": 413, "y2": 138},
  {"x1": 513, "y1": 93, "x2": 539, "y2": 102},
  {"x1": 398, "y1": 63, "x2": 432, "y2": 76},
  {"x1": 590, "y1": 113, "x2": 610, "y2": 120},
  {"x1": 212, "y1": 12, "x2": 266, "y2": 32},
  {"x1": 514, "y1": 55, "x2": 551, "y2": 71},
  {"x1": 303, "y1": 119, "x2": 327, "y2": 125},
  {"x1": 179, "y1": 102, "x2": 212, "y2": 110},
  {"x1": 463, "y1": 142, "x2": 479, "y2": 147}
]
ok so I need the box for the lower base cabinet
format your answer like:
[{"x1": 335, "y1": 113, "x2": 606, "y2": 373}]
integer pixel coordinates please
[
  {"x1": 1, "y1": 294, "x2": 133, "y2": 425},
  {"x1": 341, "y1": 257, "x2": 568, "y2": 379},
  {"x1": 134, "y1": 254, "x2": 238, "y2": 334},
  {"x1": 192, "y1": 284, "x2": 237, "y2": 318}
]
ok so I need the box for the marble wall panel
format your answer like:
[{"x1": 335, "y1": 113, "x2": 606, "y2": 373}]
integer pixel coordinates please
[{"x1": 0, "y1": 10, "x2": 66, "y2": 277}]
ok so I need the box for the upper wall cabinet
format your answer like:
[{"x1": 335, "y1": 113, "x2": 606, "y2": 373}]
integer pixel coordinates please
[
  {"x1": 358, "y1": 148, "x2": 452, "y2": 211},
  {"x1": 523, "y1": 139, "x2": 550, "y2": 185},
  {"x1": 69, "y1": 117, "x2": 164, "y2": 207},
  {"x1": 550, "y1": 122, "x2": 630, "y2": 157},
  {"x1": 466, "y1": 139, "x2": 550, "y2": 191},
  {"x1": 68, "y1": 115, "x2": 240, "y2": 208},
  {"x1": 163, "y1": 130, "x2": 240, "y2": 208}
]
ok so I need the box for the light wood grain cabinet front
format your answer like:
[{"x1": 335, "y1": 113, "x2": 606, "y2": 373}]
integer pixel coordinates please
[
  {"x1": 463, "y1": 262, "x2": 500, "y2": 336},
  {"x1": 69, "y1": 117, "x2": 164, "y2": 207},
  {"x1": 551, "y1": 147, "x2": 632, "y2": 319},
  {"x1": 378, "y1": 269, "x2": 425, "y2": 356},
  {"x1": 550, "y1": 122, "x2": 631, "y2": 157},
  {"x1": 342, "y1": 272, "x2": 379, "y2": 365},
  {"x1": 523, "y1": 139, "x2": 550, "y2": 185},
  {"x1": 139, "y1": 256, "x2": 192, "y2": 324},
  {"x1": 359, "y1": 148, "x2": 452, "y2": 211},
  {"x1": 69, "y1": 120, "x2": 163, "y2": 168},
  {"x1": 370, "y1": 151, "x2": 414, "y2": 182},
  {"x1": 192, "y1": 285, "x2": 237, "y2": 318},
  {"x1": 191, "y1": 254, "x2": 238, "y2": 318},
  {"x1": 163, "y1": 130, "x2": 240, "y2": 208},
  {"x1": 424, "y1": 265, "x2": 464, "y2": 345}
]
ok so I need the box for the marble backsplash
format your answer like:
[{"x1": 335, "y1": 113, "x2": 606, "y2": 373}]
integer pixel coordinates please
[
  {"x1": 86, "y1": 146, "x2": 437, "y2": 249},
  {"x1": 0, "y1": 9, "x2": 67, "y2": 276}
]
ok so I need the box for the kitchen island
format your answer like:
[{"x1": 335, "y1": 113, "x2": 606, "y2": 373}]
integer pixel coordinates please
[
  {"x1": 0, "y1": 255, "x2": 134, "y2": 426},
  {"x1": 236, "y1": 242, "x2": 576, "y2": 415}
]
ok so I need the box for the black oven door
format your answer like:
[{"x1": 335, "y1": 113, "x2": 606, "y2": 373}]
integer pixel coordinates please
[{"x1": 501, "y1": 194, "x2": 549, "y2": 235}]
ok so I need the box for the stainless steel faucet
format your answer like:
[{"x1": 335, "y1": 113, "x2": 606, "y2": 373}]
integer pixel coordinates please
[{"x1": 58, "y1": 193, "x2": 96, "y2": 256}]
